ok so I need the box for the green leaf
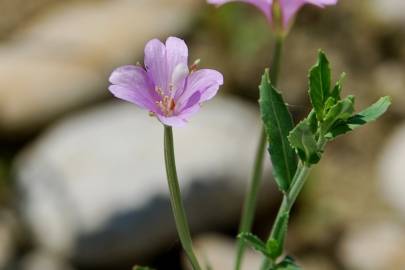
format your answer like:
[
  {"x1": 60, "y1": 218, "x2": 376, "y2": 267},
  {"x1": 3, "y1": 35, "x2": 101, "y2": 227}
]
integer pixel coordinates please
[
  {"x1": 238, "y1": 232, "x2": 271, "y2": 258},
  {"x1": 288, "y1": 119, "x2": 321, "y2": 165},
  {"x1": 259, "y1": 69, "x2": 297, "y2": 192},
  {"x1": 266, "y1": 212, "x2": 289, "y2": 259},
  {"x1": 309, "y1": 50, "x2": 331, "y2": 120},
  {"x1": 327, "y1": 96, "x2": 391, "y2": 139},
  {"x1": 266, "y1": 239, "x2": 280, "y2": 259},
  {"x1": 307, "y1": 110, "x2": 318, "y2": 134},
  {"x1": 330, "y1": 72, "x2": 346, "y2": 101},
  {"x1": 321, "y1": 95, "x2": 355, "y2": 133},
  {"x1": 323, "y1": 96, "x2": 337, "y2": 114},
  {"x1": 273, "y1": 256, "x2": 301, "y2": 270}
]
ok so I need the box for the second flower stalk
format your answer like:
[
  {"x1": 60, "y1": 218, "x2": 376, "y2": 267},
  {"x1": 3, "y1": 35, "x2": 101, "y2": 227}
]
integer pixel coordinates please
[{"x1": 235, "y1": 35, "x2": 285, "y2": 270}]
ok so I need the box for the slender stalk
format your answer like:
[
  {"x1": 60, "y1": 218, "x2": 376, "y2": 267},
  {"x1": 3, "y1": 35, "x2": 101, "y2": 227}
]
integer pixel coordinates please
[
  {"x1": 269, "y1": 37, "x2": 284, "y2": 85},
  {"x1": 235, "y1": 36, "x2": 284, "y2": 270},
  {"x1": 163, "y1": 126, "x2": 202, "y2": 270}
]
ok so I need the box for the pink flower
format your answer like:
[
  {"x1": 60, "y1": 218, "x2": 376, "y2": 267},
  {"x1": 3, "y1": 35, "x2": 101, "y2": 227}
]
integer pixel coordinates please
[
  {"x1": 109, "y1": 37, "x2": 223, "y2": 127},
  {"x1": 208, "y1": 0, "x2": 337, "y2": 28}
]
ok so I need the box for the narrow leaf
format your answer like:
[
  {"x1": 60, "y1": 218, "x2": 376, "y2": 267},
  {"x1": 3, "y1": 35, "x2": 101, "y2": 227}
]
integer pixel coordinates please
[
  {"x1": 327, "y1": 96, "x2": 391, "y2": 139},
  {"x1": 324, "y1": 96, "x2": 337, "y2": 114},
  {"x1": 288, "y1": 119, "x2": 321, "y2": 165},
  {"x1": 348, "y1": 96, "x2": 391, "y2": 124},
  {"x1": 259, "y1": 69, "x2": 297, "y2": 191},
  {"x1": 307, "y1": 110, "x2": 318, "y2": 134},
  {"x1": 309, "y1": 50, "x2": 331, "y2": 120},
  {"x1": 238, "y1": 232, "x2": 271, "y2": 258},
  {"x1": 330, "y1": 72, "x2": 346, "y2": 101}
]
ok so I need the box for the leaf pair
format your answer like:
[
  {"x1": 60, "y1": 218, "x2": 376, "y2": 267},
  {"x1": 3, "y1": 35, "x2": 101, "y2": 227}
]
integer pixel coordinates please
[
  {"x1": 308, "y1": 50, "x2": 391, "y2": 141},
  {"x1": 238, "y1": 232, "x2": 281, "y2": 260},
  {"x1": 236, "y1": 233, "x2": 300, "y2": 270}
]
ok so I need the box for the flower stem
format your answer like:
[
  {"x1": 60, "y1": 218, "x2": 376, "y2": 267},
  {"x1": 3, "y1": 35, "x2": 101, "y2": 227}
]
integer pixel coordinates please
[
  {"x1": 163, "y1": 126, "x2": 202, "y2": 270},
  {"x1": 235, "y1": 35, "x2": 284, "y2": 270}
]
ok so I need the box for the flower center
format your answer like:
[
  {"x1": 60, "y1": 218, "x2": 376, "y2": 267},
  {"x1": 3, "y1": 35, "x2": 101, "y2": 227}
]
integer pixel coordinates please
[{"x1": 155, "y1": 86, "x2": 176, "y2": 116}]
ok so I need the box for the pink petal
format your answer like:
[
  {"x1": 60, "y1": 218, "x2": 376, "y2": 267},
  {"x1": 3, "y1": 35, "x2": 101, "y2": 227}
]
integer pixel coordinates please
[
  {"x1": 144, "y1": 39, "x2": 168, "y2": 93},
  {"x1": 208, "y1": 0, "x2": 273, "y2": 22},
  {"x1": 157, "y1": 114, "x2": 189, "y2": 127},
  {"x1": 280, "y1": 0, "x2": 337, "y2": 27},
  {"x1": 108, "y1": 65, "x2": 157, "y2": 110},
  {"x1": 306, "y1": 0, "x2": 338, "y2": 6},
  {"x1": 180, "y1": 91, "x2": 202, "y2": 112},
  {"x1": 279, "y1": 0, "x2": 306, "y2": 26},
  {"x1": 176, "y1": 69, "x2": 223, "y2": 111},
  {"x1": 157, "y1": 100, "x2": 202, "y2": 128},
  {"x1": 165, "y1": 37, "x2": 189, "y2": 84},
  {"x1": 156, "y1": 92, "x2": 204, "y2": 127}
]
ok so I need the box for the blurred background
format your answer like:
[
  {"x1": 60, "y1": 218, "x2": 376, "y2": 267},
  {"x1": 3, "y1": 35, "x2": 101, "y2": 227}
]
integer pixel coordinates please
[{"x1": 0, "y1": 0, "x2": 404, "y2": 269}]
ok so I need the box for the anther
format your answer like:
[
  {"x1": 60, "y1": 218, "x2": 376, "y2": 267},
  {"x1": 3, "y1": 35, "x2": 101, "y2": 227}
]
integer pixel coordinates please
[{"x1": 190, "y1": 59, "x2": 201, "y2": 72}]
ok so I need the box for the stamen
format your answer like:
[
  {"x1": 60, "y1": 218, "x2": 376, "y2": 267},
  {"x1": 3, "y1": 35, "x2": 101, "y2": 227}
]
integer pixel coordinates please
[
  {"x1": 169, "y1": 99, "x2": 176, "y2": 111},
  {"x1": 190, "y1": 59, "x2": 201, "y2": 72},
  {"x1": 155, "y1": 86, "x2": 164, "y2": 96},
  {"x1": 154, "y1": 86, "x2": 176, "y2": 116}
]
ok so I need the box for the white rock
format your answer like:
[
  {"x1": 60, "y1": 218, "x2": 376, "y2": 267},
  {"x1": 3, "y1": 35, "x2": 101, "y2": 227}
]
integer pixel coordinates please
[
  {"x1": 369, "y1": 0, "x2": 405, "y2": 25},
  {"x1": 0, "y1": 0, "x2": 199, "y2": 133},
  {"x1": 15, "y1": 96, "x2": 271, "y2": 266},
  {"x1": 20, "y1": 251, "x2": 75, "y2": 270},
  {"x1": 184, "y1": 234, "x2": 262, "y2": 270},
  {"x1": 379, "y1": 124, "x2": 405, "y2": 219},
  {"x1": 339, "y1": 222, "x2": 405, "y2": 270}
]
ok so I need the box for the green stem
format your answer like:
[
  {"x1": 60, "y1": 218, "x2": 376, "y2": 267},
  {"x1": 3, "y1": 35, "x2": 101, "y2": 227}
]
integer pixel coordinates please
[
  {"x1": 235, "y1": 35, "x2": 284, "y2": 270},
  {"x1": 260, "y1": 164, "x2": 311, "y2": 270},
  {"x1": 163, "y1": 126, "x2": 202, "y2": 270},
  {"x1": 269, "y1": 36, "x2": 284, "y2": 85},
  {"x1": 260, "y1": 138, "x2": 326, "y2": 270}
]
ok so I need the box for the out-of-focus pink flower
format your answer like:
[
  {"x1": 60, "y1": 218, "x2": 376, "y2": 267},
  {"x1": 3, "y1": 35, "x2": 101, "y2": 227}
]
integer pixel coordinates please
[
  {"x1": 208, "y1": 0, "x2": 337, "y2": 29},
  {"x1": 109, "y1": 37, "x2": 223, "y2": 127}
]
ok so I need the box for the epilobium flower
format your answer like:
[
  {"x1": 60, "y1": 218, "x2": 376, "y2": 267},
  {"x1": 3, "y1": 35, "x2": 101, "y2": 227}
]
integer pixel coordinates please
[
  {"x1": 109, "y1": 37, "x2": 223, "y2": 127},
  {"x1": 207, "y1": 0, "x2": 337, "y2": 30}
]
